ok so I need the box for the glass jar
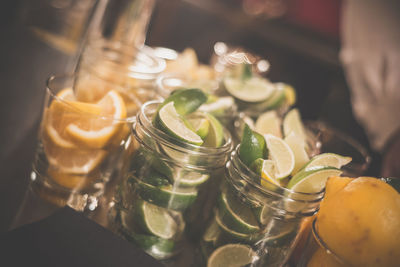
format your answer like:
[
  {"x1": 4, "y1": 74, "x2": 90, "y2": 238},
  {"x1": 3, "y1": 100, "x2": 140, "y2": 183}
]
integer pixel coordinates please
[
  {"x1": 112, "y1": 101, "x2": 233, "y2": 260},
  {"x1": 200, "y1": 146, "x2": 325, "y2": 267},
  {"x1": 75, "y1": 39, "x2": 166, "y2": 117}
]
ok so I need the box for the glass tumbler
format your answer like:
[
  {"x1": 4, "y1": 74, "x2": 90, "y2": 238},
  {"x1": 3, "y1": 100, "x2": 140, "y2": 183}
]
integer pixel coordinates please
[
  {"x1": 200, "y1": 146, "x2": 324, "y2": 267},
  {"x1": 75, "y1": 38, "x2": 166, "y2": 117},
  {"x1": 31, "y1": 74, "x2": 135, "y2": 212},
  {"x1": 112, "y1": 101, "x2": 233, "y2": 260}
]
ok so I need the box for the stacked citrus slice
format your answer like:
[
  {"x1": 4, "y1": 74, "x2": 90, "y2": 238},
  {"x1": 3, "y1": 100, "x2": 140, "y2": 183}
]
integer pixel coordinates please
[{"x1": 42, "y1": 88, "x2": 128, "y2": 189}]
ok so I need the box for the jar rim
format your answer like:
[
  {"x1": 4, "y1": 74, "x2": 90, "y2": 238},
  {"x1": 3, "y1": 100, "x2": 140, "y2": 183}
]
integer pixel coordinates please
[
  {"x1": 134, "y1": 100, "x2": 234, "y2": 157},
  {"x1": 82, "y1": 39, "x2": 166, "y2": 79}
]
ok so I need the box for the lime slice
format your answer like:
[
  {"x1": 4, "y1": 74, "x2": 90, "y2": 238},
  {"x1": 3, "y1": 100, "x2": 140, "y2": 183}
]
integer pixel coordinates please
[
  {"x1": 224, "y1": 76, "x2": 275, "y2": 103},
  {"x1": 217, "y1": 191, "x2": 260, "y2": 234},
  {"x1": 207, "y1": 244, "x2": 257, "y2": 267},
  {"x1": 255, "y1": 110, "x2": 282, "y2": 137},
  {"x1": 124, "y1": 231, "x2": 175, "y2": 259},
  {"x1": 287, "y1": 166, "x2": 342, "y2": 193},
  {"x1": 283, "y1": 108, "x2": 306, "y2": 141},
  {"x1": 188, "y1": 116, "x2": 210, "y2": 140},
  {"x1": 159, "y1": 88, "x2": 208, "y2": 115},
  {"x1": 155, "y1": 102, "x2": 203, "y2": 145},
  {"x1": 264, "y1": 134, "x2": 295, "y2": 179},
  {"x1": 141, "y1": 167, "x2": 171, "y2": 187},
  {"x1": 250, "y1": 83, "x2": 286, "y2": 112},
  {"x1": 284, "y1": 132, "x2": 310, "y2": 174},
  {"x1": 302, "y1": 153, "x2": 352, "y2": 171},
  {"x1": 134, "y1": 178, "x2": 198, "y2": 211},
  {"x1": 239, "y1": 124, "x2": 267, "y2": 167},
  {"x1": 174, "y1": 169, "x2": 210, "y2": 187},
  {"x1": 133, "y1": 200, "x2": 178, "y2": 239},
  {"x1": 250, "y1": 158, "x2": 280, "y2": 186},
  {"x1": 203, "y1": 113, "x2": 225, "y2": 148},
  {"x1": 199, "y1": 96, "x2": 235, "y2": 117}
]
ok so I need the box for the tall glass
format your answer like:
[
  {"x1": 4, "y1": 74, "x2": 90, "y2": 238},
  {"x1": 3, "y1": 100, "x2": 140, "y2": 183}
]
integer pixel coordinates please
[
  {"x1": 75, "y1": 38, "x2": 166, "y2": 117},
  {"x1": 200, "y1": 146, "x2": 324, "y2": 266},
  {"x1": 31, "y1": 75, "x2": 135, "y2": 212},
  {"x1": 111, "y1": 101, "x2": 233, "y2": 260}
]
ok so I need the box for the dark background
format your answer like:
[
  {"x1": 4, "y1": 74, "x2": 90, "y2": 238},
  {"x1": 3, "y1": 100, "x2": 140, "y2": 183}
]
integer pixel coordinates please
[{"x1": 0, "y1": 0, "x2": 378, "y2": 233}]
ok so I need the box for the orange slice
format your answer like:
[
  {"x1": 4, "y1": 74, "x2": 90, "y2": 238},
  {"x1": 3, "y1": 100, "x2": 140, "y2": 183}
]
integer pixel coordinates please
[
  {"x1": 65, "y1": 90, "x2": 127, "y2": 148},
  {"x1": 47, "y1": 167, "x2": 100, "y2": 190}
]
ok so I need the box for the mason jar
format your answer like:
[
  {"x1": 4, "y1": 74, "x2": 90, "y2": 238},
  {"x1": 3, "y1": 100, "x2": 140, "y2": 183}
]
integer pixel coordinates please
[
  {"x1": 112, "y1": 101, "x2": 233, "y2": 260},
  {"x1": 200, "y1": 146, "x2": 325, "y2": 267},
  {"x1": 75, "y1": 38, "x2": 166, "y2": 117}
]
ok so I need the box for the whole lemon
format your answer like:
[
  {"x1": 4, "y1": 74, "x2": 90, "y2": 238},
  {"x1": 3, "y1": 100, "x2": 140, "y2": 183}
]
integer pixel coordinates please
[{"x1": 317, "y1": 177, "x2": 400, "y2": 266}]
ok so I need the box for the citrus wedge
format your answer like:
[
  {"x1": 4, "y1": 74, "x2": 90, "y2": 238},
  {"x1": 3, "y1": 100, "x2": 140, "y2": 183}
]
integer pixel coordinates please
[
  {"x1": 303, "y1": 153, "x2": 352, "y2": 171},
  {"x1": 255, "y1": 110, "x2": 282, "y2": 138},
  {"x1": 283, "y1": 108, "x2": 306, "y2": 141},
  {"x1": 264, "y1": 134, "x2": 295, "y2": 179},
  {"x1": 65, "y1": 90, "x2": 127, "y2": 149},
  {"x1": 224, "y1": 76, "x2": 275, "y2": 103},
  {"x1": 207, "y1": 244, "x2": 257, "y2": 267}
]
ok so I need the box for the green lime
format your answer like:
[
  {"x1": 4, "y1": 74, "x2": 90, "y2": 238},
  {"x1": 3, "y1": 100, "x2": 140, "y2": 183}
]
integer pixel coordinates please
[
  {"x1": 140, "y1": 168, "x2": 170, "y2": 187},
  {"x1": 239, "y1": 124, "x2": 267, "y2": 167},
  {"x1": 159, "y1": 88, "x2": 208, "y2": 116},
  {"x1": 199, "y1": 96, "x2": 235, "y2": 117},
  {"x1": 133, "y1": 148, "x2": 174, "y2": 180},
  {"x1": 134, "y1": 178, "x2": 198, "y2": 211},
  {"x1": 250, "y1": 84, "x2": 286, "y2": 112},
  {"x1": 215, "y1": 211, "x2": 252, "y2": 242},
  {"x1": 254, "y1": 110, "x2": 282, "y2": 137},
  {"x1": 217, "y1": 191, "x2": 260, "y2": 234},
  {"x1": 241, "y1": 63, "x2": 253, "y2": 80},
  {"x1": 155, "y1": 102, "x2": 203, "y2": 146},
  {"x1": 264, "y1": 134, "x2": 295, "y2": 180},
  {"x1": 287, "y1": 166, "x2": 342, "y2": 193},
  {"x1": 223, "y1": 76, "x2": 275, "y2": 103},
  {"x1": 302, "y1": 153, "x2": 352, "y2": 171},
  {"x1": 173, "y1": 169, "x2": 210, "y2": 187},
  {"x1": 207, "y1": 244, "x2": 257, "y2": 267},
  {"x1": 122, "y1": 230, "x2": 175, "y2": 259},
  {"x1": 250, "y1": 158, "x2": 281, "y2": 187},
  {"x1": 203, "y1": 113, "x2": 225, "y2": 148},
  {"x1": 133, "y1": 199, "x2": 179, "y2": 239},
  {"x1": 188, "y1": 116, "x2": 210, "y2": 140},
  {"x1": 283, "y1": 108, "x2": 306, "y2": 141},
  {"x1": 284, "y1": 132, "x2": 310, "y2": 175}
]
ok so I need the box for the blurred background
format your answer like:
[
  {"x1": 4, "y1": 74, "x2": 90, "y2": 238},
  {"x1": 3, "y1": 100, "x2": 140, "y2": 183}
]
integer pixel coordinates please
[{"x1": 0, "y1": 0, "x2": 385, "y2": 232}]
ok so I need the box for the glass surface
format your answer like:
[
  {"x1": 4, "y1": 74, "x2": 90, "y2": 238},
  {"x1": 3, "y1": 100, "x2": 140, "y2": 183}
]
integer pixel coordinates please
[
  {"x1": 200, "y1": 146, "x2": 324, "y2": 267},
  {"x1": 111, "y1": 101, "x2": 233, "y2": 260},
  {"x1": 30, "y1": 74, "x2": 135, "y2": 212},
  {"x1": 75, "y1": 39, "x2": 166, "y2": 117}
]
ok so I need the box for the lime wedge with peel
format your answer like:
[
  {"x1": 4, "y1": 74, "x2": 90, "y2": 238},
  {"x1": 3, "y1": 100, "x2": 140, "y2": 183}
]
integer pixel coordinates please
[
  {"x1": 284, "y1": 132, "x2": 310, "y2": 174},
  {"x1": 155, "y1": 102, "x2": 203, "y2": 145},
  {"x1": 134, "y1": 178, "x2": 198, "y2": 211},
  {"x1": 283, "y1": 108, "x2": 306, "y2": 141},
  {"x1": 159, "y1": 88, "x2": 208, "y2": 115},
  {"x1": 173, "y1": 169, "x2": 210, "y2": 187},
  {"x1": 217, "y1": 191, "x2": 260, "y2": 234},
  {"x1": 199, "y1": 96, "x2": 235, "y2": 117},
  {"x1": 250, "y1": 158, "x2": 280, "y2": 187},
  {"x1": 239, "y1": 124, "x2": 267, "y2": 167},
  {"x1": 123, "y1": 231, "x2": 175, "y2": 259},
  {"x1": 207, "y1": 244, "x2": 257, "y2": 267},
  {"x1": 255, "y1": 110, "x2": 282, "y2": 138},
  {"x1": 264, "y1": 134, "x2": 295, "y2": 180},
  {"x1": 203, "y1": 113, "x2": 225, "y2": 148},
  {"x1": 302, "y1": 153, "x2": 352, "y2": 171},
  {"x1": 188, "y1": 116, "x2": 210, "y2": 140},
  {"x1": 134, "y1": 200, "x2": 178, "y2": 239},
  {"x1": 224, "y1": 76, "x2": 275, "y2": 103},
  {"x1": 287, "y1": 166, "x2": 342, "y2": 193}
]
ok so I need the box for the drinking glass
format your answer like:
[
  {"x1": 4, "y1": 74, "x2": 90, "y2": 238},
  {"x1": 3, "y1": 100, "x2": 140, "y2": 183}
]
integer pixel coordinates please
[
  {"x1": 75, "y1": 38, "x2": 166, "y2": 117},
  {"x1": 199, "y1": 146, "x2": 324, "y2": 267},
  {"x1": 31, "y1": 74, "x2": 136, "y2": 212},
  {"x1": 111, "y1": 101, "x2": 233, "y2": 260}
]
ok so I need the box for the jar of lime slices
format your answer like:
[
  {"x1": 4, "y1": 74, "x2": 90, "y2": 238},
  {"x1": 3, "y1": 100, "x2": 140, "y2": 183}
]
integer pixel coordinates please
[
  {"x1": 112, "y1": 89, "x2": 233, "y2": 260},
  {"x1": 200, "y1": 122, "x2": 352, "y2": 267}
]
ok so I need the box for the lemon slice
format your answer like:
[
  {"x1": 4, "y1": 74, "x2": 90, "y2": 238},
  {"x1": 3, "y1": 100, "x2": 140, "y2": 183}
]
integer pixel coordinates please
[
  {"x1": 156, "y1": 102, "x2": 203, "y2": 146},
  {"x1": 283, "y1": 108, "x2": 306, "y2": 141},
  {"x1": 224, "y1": 76, "x2": 275, "y2": 103},
  {"x1": 255, "y1": 110, "x2": 282, "y2": 138},
  {"x1": 264, "y1": 134, "x2": 295, "y2": 180},
  {"x1": 66, "y1": 90, "x2": 127, "y2": 149}
]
